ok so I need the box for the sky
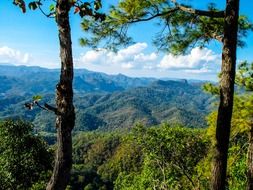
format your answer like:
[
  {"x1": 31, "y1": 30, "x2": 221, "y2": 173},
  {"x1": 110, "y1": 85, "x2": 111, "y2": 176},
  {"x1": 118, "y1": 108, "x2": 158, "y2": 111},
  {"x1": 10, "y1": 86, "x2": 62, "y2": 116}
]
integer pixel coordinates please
[{"x1": 0, "y1": 0, "x2": 252, "y2": 81}]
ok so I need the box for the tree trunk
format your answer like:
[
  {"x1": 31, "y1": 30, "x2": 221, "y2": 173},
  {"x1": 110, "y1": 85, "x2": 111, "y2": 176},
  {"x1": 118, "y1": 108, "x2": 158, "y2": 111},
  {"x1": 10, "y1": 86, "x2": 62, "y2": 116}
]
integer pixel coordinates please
[
  {"x1": 46, "y1": 1, "x2": 75, "y2": 189},
  {"x1": 211, "y1": 0, "x2": 239, "y2": 190},
  {"x1": 247, "y1": 124, "x2": 253, "y2": 190}
]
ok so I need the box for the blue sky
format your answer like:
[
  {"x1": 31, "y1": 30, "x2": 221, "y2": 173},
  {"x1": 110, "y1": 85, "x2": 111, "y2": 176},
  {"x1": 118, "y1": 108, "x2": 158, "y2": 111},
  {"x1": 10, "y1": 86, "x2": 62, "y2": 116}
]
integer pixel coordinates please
[{"x1": 0, "y1": 0, "x2": 252, "y2": 81}]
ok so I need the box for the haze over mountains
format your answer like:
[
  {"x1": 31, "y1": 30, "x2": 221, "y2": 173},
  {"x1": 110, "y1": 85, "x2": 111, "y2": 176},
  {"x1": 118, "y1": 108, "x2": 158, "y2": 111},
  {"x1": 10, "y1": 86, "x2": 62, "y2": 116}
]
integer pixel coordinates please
[{"x1": 0, "y1": 64, "x2": 213, "y2": 134}]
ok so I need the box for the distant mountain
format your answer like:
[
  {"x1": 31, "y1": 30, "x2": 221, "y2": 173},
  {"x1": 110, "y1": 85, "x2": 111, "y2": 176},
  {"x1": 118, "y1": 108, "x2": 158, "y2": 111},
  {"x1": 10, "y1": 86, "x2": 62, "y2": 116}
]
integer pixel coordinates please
[
  {"x1": 0, "y1": 65, "x2": 213, "y2": 133},
  {"x1": 0, "y1": 65, "x2": 155, "y2": 94},
  {"x1": 73, "y1": 80, "x2": 213, "y2": 131}
]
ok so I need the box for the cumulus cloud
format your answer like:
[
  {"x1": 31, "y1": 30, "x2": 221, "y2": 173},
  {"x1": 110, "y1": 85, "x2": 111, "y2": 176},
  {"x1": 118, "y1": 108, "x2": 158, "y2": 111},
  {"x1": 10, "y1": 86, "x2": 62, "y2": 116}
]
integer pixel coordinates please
[
  {"x1": 75, "y1": 44, "x2": 221, "y2": 79},
  {"x1": 76, "y1": 44, "x2": 220, "y2": 75},
  {"x1": 0, "y1": 44, "x2": 221, "y2": 80},
  {"x1": 158, "y1": 47, "x2": 220, "y2": 73},
  {"x1": 76, "y1": 43, "x2": 158, "y2": 70},
  {"x1": 0, "y1": 46, "x2": 32, "y2": 65}
]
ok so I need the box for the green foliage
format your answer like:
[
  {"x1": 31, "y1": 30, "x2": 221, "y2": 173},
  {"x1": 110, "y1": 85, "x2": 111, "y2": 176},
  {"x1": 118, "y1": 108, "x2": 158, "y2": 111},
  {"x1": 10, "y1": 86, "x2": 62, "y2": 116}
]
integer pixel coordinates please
[
  {"x1": 206, "y1": 106, "x2": 249, "y2": 189},
  {"x1": 33, "y1": 94, "x2": 42, "y2": 101},
  {"x1": 28, "y1": 1, "x2": 41, "y2": 11},
  {"x1": 80, "y1": 0, "x2": 253, "y2": 53},
  {"x1": 98, "y1": 135, "x2": 143, "y2": 183},
  {"x1": 205, "y1": 61, "x2": 253, "y2": 141},
  {"x1": 14, "y1": 0, "x2": 106, "y2": 20},
  {"x1": 73, "y1": 132, "x2": 121, "y2": 167},
  {"x1": 227, "y1": 139, "x2": 247, "y2": 190},
  {"x1": 114, "y1": 124, "x2": 209, "y2": 190},
  {"x1": 74, "y1": 0, "x2": 105, "y2": 20},
  {"x1": 12, "y1": 0, "x2": 26, "y2": 13},
  {"x1": 49, "y1": 4, "x2": 55, "y2": 12},
  {"x1": 204, "y1": 61, "x2": 253, "y2": 189},
  {"x1": 0, "y1": 120, "x2": 53, "y2": 189},
  {"x1": 202, "y1": 82, "x2": 219, "y2": 95},
  {"x1": 69, "y1": 123, "x2": 209, "y2": 190},
  {"x1": 236, "y1": 61, "x2": 253, "y2": 91},
  {"x1": 70, "y1": 132, "x2": 122, "y2": 189}
]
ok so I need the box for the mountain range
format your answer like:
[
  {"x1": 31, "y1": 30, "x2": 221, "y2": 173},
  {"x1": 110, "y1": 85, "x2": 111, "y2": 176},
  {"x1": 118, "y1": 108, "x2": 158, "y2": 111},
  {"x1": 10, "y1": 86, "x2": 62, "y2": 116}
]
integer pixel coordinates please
[{"x1": 0, "y1": 65, "x2": 213, "y2": 134}]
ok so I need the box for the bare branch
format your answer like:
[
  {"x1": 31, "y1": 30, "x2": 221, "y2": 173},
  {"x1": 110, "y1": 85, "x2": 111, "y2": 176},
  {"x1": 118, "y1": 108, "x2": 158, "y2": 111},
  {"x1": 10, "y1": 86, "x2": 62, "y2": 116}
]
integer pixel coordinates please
[
  {"x1": 203, "y1": 32, "x2": 223, "y2": 42},
  {"x1": 38, "y1": 5, "x2": 55, "y2": 18},
  {"x1": 29, "y1": 101, "x2": 58, "y2": 114},
  {"x1": 44, "y1": 103, "x2": 58, "y2": 114},
  {"x1": 212, "y1": 34, "x2": 223, "y2": 42},
  {"x1": 37, "y1": 0, "x2": 55, "y2": 18}
]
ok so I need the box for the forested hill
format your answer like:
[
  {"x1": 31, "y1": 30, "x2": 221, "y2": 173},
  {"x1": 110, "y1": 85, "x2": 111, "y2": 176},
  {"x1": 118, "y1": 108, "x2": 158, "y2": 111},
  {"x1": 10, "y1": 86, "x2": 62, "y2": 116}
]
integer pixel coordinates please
[
  {"x1": 0, "y1": 65, "x2": 213, "y2": 132},
  {"x1": 0, "y1": 65, "x2": 155, "y2": 94},
  {"x1": 73, "y1": 80, "x2": 213, "y2": 131}
]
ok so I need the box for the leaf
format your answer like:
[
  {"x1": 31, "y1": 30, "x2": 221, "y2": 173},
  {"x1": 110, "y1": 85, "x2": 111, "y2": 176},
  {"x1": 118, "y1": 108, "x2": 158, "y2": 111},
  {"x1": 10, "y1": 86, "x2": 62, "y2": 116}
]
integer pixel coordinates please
[
  {"x1": 49, "y1": 4, "x2": 55, "y2": 12},
  {"x1": 202, "y1": 83, "x2": 219, "y2": 95},
  {"x1": 13, "y1": 0, "x2": 26, "y2": 13},
  {"x1": 33, "y1": 95, "x2": 42, "y2": 101},
  {"x1": 28, "y1": 2, "x2": 38, "y2": 10},
  {"x1": 94, "y1": 0, "x2": 102, "y2": 11},
  {"x1": 79, "y1": 38, "x2": 89, "y2": 46}
]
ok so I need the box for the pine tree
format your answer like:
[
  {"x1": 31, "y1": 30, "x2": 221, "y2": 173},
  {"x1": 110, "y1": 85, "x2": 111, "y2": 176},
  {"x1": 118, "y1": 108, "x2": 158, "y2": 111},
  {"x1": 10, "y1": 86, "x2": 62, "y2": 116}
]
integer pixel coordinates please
[{"x1": 81, "y1": 1, "x2": 252, "y2": 189}]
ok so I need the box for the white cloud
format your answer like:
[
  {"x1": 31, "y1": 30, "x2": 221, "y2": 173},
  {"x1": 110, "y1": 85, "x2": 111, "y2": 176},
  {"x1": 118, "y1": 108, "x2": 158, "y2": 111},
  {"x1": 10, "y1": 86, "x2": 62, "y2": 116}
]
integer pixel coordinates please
[
  {"x1": 117, "y1": 42, "x2": 147, "y2": 56},
  {"x1": 74, "y1": 44, "x2": 221, "y2": 80},
  {"x1": 158, "y1": 47, "x2": 220, "y2": 73},
  {"x1": 0, "y1": 44, "x2": 221, "y2": 80},
  {"x1": 0, "y1": 46, "x2": 32, "y2": 64},
  {"x1": 76, "y1": 42, "x2": 158, "y2": 70},
  {"x1": 184, "y1": 68, "x2": 213, "y2": 74},
  {"x1": 79, "y1": 49, "x2": 107, "y2": 64},
  {"x1": 76, "y1": 45, "x2": 220, "y2": 75}
]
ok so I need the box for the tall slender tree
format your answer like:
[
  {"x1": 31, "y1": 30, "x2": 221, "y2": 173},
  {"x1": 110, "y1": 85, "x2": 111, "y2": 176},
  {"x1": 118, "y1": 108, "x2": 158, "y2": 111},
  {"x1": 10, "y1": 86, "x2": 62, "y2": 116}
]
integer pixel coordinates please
[
  {"x1": 236, "y1": 61, "x2": 253, "y2": 190},
  {"x1": 81, "y1": 0, "x2": 252, "y2": 189},
  {"x1": 211, "y1": 1, "x2": 239, "y2": 189},
  {"x1": 204, "y1": 61, "x2": 253, "y2": 189},
  {"x1": 46, "y1": 1, "x2": 75, "y2": 189},
  {"x1": 13, "y1": 0, "x2": 105, "y2": 189}
]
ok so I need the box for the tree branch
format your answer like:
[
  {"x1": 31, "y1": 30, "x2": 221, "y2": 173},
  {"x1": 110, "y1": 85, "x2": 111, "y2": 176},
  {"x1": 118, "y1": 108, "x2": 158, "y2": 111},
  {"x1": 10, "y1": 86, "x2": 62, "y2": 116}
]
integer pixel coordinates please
[
  {"x1": 171, "y1": 0, "x2": 224, "y2": 18},
  {"x1": 34, "y1": 101, "x2": 58, "y2": 114},
  {"x1": 37, "y1": 0, "x2": 55, "y2": 18},
  {"x1": 44, "y1": 103, "x2": 58, "y2": 114},
  {"x1": 204, "y1": 33, "x2": 223, "y2": 42},
  {"x1": 127, "y1": 7, "x2": 179, "y2": 23},
  {"x1": 125, "y1": 0, "x2": 224, "y2": 24},
  {"x1": 24, "y1": 100, "x2": 58, "y2": 114}
]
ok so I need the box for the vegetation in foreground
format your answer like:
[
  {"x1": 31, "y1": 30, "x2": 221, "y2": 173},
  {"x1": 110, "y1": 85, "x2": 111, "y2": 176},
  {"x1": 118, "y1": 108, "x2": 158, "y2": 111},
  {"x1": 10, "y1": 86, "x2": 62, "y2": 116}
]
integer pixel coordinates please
[
  {"x1": 0, "y1": 120, "x2": 52, "y2": 189},
  {"x1": 0, "y1": 118, "x2": 250, "y2": 190}
]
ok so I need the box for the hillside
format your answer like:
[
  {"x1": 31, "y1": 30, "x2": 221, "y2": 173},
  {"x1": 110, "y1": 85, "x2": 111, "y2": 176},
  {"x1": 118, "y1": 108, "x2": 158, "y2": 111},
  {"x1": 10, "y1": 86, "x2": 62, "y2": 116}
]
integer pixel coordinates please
[
  {"x1": 73, "y1": 80, "x2": 212, "y2": 131},
  {"x1": 0, "y1": 65, "x2": 155, "y2": 94},
  {"x1": 0, "y1": 65, "x2": 213, "y2": 133}
]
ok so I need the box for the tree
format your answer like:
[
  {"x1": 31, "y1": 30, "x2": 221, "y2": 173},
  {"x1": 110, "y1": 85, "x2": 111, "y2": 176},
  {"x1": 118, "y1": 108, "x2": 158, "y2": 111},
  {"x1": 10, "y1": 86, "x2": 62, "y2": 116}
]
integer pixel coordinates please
[
  {"x1": 204, "y1": 61, "x2": 253, "y2": 189},
  {"x1": 46, "y1": 1, "x2": 75, "y2": 189},
  {"x1": 114, "y1": 124, "x2": 209, "y2": 190},
  {"x1": 235, "y1": 61, "x2": 253, "y2": 190},
  {"x1": 13, "y1": 0, "x2": 105, "y2": 189},
  {"x1": 0, "y1": 120, "x2": 52, "y2": 189},
  {"x1": 81, "y1": 1, "x2": 252, "y2": 189}
]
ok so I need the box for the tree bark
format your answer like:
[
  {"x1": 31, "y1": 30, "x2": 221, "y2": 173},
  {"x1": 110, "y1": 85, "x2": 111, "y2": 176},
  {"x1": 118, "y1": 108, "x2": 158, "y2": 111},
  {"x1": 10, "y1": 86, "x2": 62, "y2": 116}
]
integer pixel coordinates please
[
  {"x1": 46, "y1": 1, "x2": 75, "y2": 189},
  {"x1": 211, "y1": 0, "x2": 239, "y2": 190},
  {"x1": 247, "y1": 124, "x2": 253, "y2": 190}
]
